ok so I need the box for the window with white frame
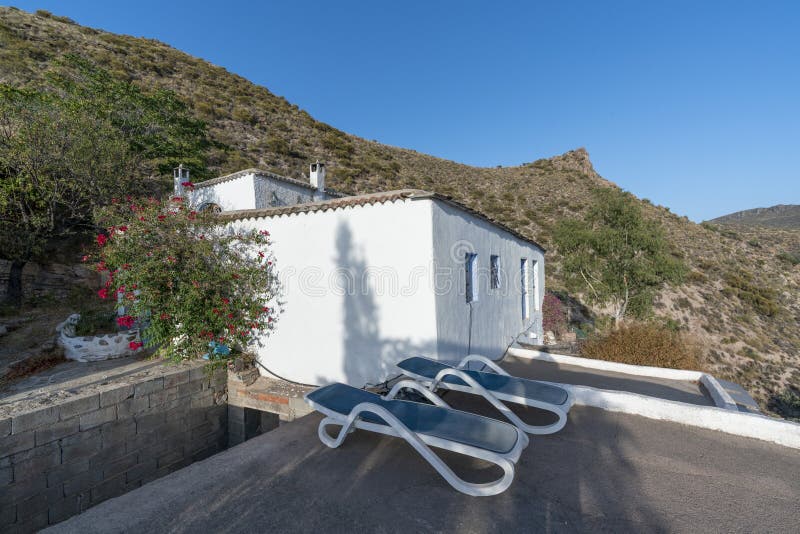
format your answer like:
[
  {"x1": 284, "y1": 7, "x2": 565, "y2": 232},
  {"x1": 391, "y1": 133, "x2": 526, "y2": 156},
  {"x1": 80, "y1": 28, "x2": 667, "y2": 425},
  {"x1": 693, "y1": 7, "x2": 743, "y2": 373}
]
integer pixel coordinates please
[
  {"x1": 520, "y1": 258, "x2": 529, "y2": 319},
  {"x1": 490, "y1": 255, "x2": 500, "y2": 289},
  {"x1": 465, "y1": 252, "x2": 478, "y2": 303}
]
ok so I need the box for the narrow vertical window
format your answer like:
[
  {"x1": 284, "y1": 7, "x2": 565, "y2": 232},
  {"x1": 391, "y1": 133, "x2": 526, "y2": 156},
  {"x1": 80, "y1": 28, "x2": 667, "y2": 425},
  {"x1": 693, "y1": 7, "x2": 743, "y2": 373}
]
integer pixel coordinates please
[
  {"x1": 490, "y1": 255, "x2": 500, "y2": 289},
  {"x1": 465, "y1": 253, "x2": 478, "y2": 303},
  {"x1": 531, "y1": 259, "x2": 539, "y2": 310},
  {"x1": 520, "y1": 258, "x2": 529, "y2": 319}
]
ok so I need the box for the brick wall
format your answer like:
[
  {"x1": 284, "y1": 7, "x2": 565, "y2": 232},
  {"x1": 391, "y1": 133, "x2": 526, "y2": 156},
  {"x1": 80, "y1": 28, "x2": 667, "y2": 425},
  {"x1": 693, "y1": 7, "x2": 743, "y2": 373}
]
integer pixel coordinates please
[{"x1": 0, "y1": 365, "x2": 227, "y2": 532}]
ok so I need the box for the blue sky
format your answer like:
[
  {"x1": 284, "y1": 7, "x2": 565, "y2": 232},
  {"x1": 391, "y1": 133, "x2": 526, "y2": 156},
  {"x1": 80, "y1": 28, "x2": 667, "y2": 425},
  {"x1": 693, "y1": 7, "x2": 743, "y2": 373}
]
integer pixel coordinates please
[{"x1": 12, "y1": 1, "x2": 800, "y2": 221}]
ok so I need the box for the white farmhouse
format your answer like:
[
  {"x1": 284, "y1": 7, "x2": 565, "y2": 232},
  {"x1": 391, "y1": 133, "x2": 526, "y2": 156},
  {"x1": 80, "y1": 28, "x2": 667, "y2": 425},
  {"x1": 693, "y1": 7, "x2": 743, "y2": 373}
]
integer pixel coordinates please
[{"x1": 183, "y1": 164, "x2": 545, "y2": 387}]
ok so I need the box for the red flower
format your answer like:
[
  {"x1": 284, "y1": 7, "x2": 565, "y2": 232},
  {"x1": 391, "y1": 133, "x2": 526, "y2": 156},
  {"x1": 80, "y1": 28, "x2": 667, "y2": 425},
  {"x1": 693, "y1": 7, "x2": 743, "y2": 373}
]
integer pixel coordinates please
[
  {"x1": 227, "y1": 313, "x2": 234, "y2": 319},
  {"x1": 212, "y1": 308, "x2": 221, "y2": 315},
  {"x1": 171, "y1": 196, "x2": 183, "y2": 203},
  {"x1": 157, "y1": 215, "x2": 167, "y2": 221},
  {"x1": 159, "y1": 313, "x2": 170, "y2": 321},
  {"x1": 96, "y1": 234, "x2": 107, "y2": 246},
  {"x1": 258, "y1": 251, "x2": 265, "y2": 258},
  {"x1": 119, "y1": 225, "x2": 128, "y2": 233},
  {"x1": 221, "y1": 297, "x2": 230, "y2": 305},
  {"x1": 97, "y1": 288, "x2": 108, "y2": 299},
  {"x1": 129, "y1": 341, "x2": 143, "y2": 351},
  {"x1": 181, "y1": 181, "x2": 194, "y2": 188},
  {"x1": 116, "y1": 315, "x2": 135, "y2": 328},
  {"x1": 81, "y1": 255, "x2": 89, "y2": 262},
  {"x1": 232, "y1": 273, "x2": 240, "y2": 280},
  {"x1": 259, "y1": 230, "x2": 270, "y2": 236},
  {"x1": 116, "y1": 285, "x2": 126, "y2": 293},
  {"x1": 139, "y1": 216, "x2": 146, "y2": 222}
]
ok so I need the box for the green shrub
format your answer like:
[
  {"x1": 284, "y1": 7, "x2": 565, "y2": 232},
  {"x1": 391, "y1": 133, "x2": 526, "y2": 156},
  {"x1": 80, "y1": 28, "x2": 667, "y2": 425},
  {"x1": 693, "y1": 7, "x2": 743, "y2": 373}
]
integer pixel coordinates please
[
  {"x1": 581, "y1": 322, "x2": 702, "y2": 370},
  {"x1": 723, "y1": 270, "x2": 780, "y2": 317},
  {"x1": 75, "y1": 309, "x2": 117, "y2": 336},
  {"x1": 776, "y1": 251, "x2": 800, "y2": 266}
]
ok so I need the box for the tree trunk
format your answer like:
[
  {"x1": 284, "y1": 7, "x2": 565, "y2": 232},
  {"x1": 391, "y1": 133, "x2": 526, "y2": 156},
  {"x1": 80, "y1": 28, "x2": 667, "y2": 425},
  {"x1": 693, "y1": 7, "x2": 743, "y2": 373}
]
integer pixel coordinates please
[{"x1": 4, "y1": 260, "x2": 25, "y2": 308}]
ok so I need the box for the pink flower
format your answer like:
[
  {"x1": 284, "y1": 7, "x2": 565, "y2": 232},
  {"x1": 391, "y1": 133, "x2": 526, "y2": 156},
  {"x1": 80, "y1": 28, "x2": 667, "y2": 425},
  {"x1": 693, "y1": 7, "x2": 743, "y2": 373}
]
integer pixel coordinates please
[
  {"x1": 97, "y1": 288, "x2": 108, "y2": 299},
  {"x1": 129, "y1": 341, "x2": 143, "y2": 351},
  {"x1": 81, "y1": 255, "x2": 89, "y2": 262},
  {"x1": 116, "y1": 315, "x2": 135, "y2": 328},
  {"x1": 96, "y1": 234, "x2": 107, "y2": 246}
]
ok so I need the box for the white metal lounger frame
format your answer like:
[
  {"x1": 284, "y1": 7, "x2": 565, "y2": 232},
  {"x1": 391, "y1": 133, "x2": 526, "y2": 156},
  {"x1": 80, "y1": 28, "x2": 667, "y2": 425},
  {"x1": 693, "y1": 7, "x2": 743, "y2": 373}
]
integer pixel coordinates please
[
  {"x1": 304, "y1": 380, "x2": 527, "y2": 497},
  {"x1": 402, "y1": 354, "x2": 571, "y2": 435}
]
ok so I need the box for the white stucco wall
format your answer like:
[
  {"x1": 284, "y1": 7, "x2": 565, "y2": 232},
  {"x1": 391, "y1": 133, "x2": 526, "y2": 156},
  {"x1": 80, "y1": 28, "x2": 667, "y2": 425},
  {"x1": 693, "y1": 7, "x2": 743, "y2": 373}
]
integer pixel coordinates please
[
  {"x1": 429, "y1": 201, "x2": 545, "y2": 363},
  {"x1": 228, "y1": 199, "x2": 439, "y2": 387},
  {"x1": 190, "y1": 174, "x2": 257, "y2": 212},
  {"x1": 253, "y1": 175, "x2": 319, "y2": 209}
]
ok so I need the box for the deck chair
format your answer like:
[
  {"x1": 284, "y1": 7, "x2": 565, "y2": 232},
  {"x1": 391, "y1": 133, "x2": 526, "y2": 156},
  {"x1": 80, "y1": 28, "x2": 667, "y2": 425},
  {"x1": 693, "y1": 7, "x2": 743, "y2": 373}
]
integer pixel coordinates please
[
  {"x1": 397, "y1": 355, "x2": 571, "y2": 435},
  {"x1": 304, "y1": 380, "x2": 527, "y2": 497}
]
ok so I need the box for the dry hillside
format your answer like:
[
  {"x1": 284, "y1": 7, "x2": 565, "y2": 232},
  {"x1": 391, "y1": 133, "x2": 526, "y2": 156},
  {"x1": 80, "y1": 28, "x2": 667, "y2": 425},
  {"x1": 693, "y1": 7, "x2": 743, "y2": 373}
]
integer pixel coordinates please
[{"x1": 1, "y1": 7, "x2": 798, "y2": 416}]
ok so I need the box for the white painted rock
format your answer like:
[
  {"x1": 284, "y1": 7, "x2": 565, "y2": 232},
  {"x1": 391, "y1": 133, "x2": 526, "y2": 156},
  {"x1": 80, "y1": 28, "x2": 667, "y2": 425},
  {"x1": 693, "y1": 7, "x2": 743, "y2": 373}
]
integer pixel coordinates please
[
  {"x1": 56, "y1": 313, "x2": 141, "y2": 362},
  {"x1": 543, "y1": 331, "x2": 557, "y2": 345}
]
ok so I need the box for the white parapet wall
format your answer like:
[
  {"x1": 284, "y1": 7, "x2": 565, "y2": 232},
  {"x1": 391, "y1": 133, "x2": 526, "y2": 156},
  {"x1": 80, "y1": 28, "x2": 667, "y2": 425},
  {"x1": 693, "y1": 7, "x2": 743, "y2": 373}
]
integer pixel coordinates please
[
  {"x1": 508, "y1": 346, "x2": 800, "y2": 450},
  {"x1": 508, "y1": 346, "x2": 738, "y2": 409}
]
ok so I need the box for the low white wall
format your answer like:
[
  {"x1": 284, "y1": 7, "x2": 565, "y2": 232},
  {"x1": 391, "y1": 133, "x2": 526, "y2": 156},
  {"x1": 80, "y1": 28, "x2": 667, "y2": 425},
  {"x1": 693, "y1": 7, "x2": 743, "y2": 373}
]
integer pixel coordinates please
[
  {"x1": 229, "y1": 199, "x2": 439, "y2": 387},
  {"x1": 431, "y1": 202, "x2": 545, "y2": 362},
  {"x1": 508, "y1": 347, "x2": 739, "y2": 410},
  {"x1": 554, "y1": 382, "x2": 800, "y2": 450}
]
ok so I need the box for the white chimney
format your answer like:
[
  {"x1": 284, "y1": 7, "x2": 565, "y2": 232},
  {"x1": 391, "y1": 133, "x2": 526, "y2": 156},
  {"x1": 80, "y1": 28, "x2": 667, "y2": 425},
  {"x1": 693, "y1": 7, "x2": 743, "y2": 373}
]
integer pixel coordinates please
[
  {"x1": 173, "y1": 164, "x2": 189, "y2": 196},
  {"x1": 310, "y1": 161, "x2": 326, "y2": 192}
]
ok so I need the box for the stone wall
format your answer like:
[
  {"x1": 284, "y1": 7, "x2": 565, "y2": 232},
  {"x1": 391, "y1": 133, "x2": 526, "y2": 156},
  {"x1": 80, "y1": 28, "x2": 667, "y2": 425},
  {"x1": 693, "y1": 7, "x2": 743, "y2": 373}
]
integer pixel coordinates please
[
  {"x1": 0, "y1": 365, "x2": 227, "y2": 531},
  {"x1": 0, "y1": 260, "x2": 100, "y2": 303}
]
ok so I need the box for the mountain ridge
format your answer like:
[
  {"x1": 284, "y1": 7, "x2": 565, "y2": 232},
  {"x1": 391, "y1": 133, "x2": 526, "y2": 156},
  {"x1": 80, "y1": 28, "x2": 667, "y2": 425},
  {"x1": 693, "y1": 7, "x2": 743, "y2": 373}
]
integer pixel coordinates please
[{"x1": 710, "y1": 205, "x2": 800, "y2": 229}]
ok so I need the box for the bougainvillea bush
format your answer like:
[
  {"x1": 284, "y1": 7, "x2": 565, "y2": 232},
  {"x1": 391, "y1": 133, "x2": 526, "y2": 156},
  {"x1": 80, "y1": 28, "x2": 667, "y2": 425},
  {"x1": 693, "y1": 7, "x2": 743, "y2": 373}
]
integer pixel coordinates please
[
  {"x1": 86, "y1": 191, "x2": 281, "y2": 362},
  {"x1": 542, "y1": 292, "x2": 568, "y2": 336}
]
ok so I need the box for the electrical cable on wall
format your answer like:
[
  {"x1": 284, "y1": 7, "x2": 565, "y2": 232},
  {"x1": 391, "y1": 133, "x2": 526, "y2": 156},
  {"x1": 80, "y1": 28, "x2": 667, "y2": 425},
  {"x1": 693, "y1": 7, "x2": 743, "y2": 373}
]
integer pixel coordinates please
[{"x1": 253, "y1": 358, "x2": 319, "y2": 388}]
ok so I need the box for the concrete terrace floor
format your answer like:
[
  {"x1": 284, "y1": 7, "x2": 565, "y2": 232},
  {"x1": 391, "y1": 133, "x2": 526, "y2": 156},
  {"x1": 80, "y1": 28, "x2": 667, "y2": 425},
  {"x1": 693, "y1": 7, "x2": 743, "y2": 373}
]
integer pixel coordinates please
[{"x1": 49, "y1": 397, "x2": 798, "y2": 533}]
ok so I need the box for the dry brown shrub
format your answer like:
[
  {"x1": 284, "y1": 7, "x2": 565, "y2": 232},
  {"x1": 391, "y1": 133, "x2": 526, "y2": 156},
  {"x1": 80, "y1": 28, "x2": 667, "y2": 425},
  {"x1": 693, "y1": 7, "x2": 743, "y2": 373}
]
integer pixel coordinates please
[{"x1": 581, "y1": 322, "x2": 703, "y2": 371}]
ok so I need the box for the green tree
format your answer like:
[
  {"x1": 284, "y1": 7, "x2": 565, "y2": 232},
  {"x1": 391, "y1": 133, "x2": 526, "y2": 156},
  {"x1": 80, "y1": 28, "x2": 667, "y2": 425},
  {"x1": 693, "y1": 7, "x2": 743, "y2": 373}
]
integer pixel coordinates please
[
  {"x1": 553, "y1": 188, "x2": 686, "y2": 321},
  {"x1": 0, "y1": 86, "x2": 129, "y2": 306},
  {"x1": 0, "y1": 56, "x2": 211, "y2": 307}
]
